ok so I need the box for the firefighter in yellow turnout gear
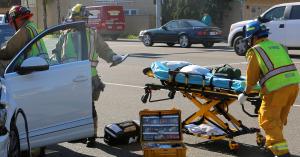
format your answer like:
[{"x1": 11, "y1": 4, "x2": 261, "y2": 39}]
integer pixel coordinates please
[
  {"x1": 0, "y1": 5, "x2": 48, "y2": 75},
  {"x1": 52, "y1": 4, "x2": 128, "y2": 147},
  {"x1": 238, "y1": 21, "x2": 300, "y2": 157}
]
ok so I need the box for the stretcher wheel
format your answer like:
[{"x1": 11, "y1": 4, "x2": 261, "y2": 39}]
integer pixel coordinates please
[
  {"x1": 141, "y1": 93, "x2": 149, "y2": 103},
  {"x1": 228, "y1": 140, "x2": 239, "y2": 151},
  {"x1": 256, "y1": 133, "x2": 266, "y2": 147},
  {"x1": 168, "y1": 91, "x2": 176, "y2": 99}
]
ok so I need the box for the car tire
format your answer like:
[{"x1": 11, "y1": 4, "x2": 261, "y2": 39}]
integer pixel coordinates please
[
  {"x1": 21, "y1": 147, "x2": 46, "y2": 157},
  {"x1": 202, "y1": 42, "x2": 214, "y2": 48},
  {"x1": 166, "y1": 43, "x2": 175, "y2": 47},
  {"x1": 179, "y1": 35, "x2": 191, "y2": 48},
  {"x1": 142, "y1": 34, "x2": 153, "y2": 46},
  {"x1": 8, "y1": 124, "x2": 20, "y2": 157},
  {"x1": 233, "y1": 36, "x2": 248, "y2": 56}
]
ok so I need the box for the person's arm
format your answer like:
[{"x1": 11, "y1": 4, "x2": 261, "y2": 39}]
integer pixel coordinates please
[
  {"x1": 95, "y1": 31, "x2": 116, "y2": 63},
  {"x1": 245, "y1": 49, "x2": 261, "y2": 94},
  {"x1": 0, "y1": 27, "x2": 30, "y2": 60}
]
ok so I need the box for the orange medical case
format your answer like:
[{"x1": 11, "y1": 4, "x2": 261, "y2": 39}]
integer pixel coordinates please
[{"x1": 139, "y1": 109, "x2": 187, "y2": 157}]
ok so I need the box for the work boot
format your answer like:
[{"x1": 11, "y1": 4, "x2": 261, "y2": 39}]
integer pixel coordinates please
[
  {"x1": 86, "y1": 137, "x2": 97, "y2": 148},
  {"x1": 275, "y1": 153, "x2": 291, "y2": 157}
]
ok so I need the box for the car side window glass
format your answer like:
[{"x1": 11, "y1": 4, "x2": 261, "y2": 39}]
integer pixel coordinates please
[
  {"x1": 178, "y1": 21, "x2": 190, "y2": 28},
  {"x1": 263, "y1": 6, "x2": 285, "y2": 21},
  {"x1": 50, "y1": 29, "x2": 85, "y2": 65},
  {"x1": 166, "y1": 21, "x2": 178, "y2": 30},
  {"x1": 290, "y1": 5, "x2": 300, "y2": 20}
]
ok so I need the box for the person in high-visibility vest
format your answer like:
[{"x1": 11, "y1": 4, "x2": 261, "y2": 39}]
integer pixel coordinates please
[
  {"x1": 0, "y1": 5, "x2": 48, "y2": 75},
  {"x1": 52, "y1": 4, "x2": 127, "y2": 147},
  {"x1": 238, "y1": 21, "x2": 300, "y2": 157}
]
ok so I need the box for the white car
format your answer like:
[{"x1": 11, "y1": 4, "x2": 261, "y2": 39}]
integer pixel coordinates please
[
  {"x1": 0, "y1": 21, "x2": 94, "y2": 157},
  {"x1": 228, "y1": 2, "x2": 300, "y2": 56}
]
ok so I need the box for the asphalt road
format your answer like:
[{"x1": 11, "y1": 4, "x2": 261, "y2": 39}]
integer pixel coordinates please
[{"x1": 45, "y1": 41, "x2": 300, "y2": 157}]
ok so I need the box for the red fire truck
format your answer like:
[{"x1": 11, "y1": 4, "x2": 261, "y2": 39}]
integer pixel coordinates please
[{"x1": 87, "y1": 5, "x2": 125, "y2": 40}]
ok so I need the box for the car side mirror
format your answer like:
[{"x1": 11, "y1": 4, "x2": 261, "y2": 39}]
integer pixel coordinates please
[
  {"x1": 161, "y1": 26, "x2": 167, "y2": 30},
  {"x1": 18, "y1": 57, "x2": 49, "y2": 75},
  {"x1": 257, "y1": 15, "x2": 270, "y2": 23}
]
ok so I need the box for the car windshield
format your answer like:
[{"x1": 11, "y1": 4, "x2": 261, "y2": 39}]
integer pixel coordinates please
[{"x1": 187, "y1": 20, "x2": 207, "y2": 27}]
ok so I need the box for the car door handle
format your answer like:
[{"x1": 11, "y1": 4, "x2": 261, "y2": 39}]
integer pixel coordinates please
[
  {"x1": 279, "y1": 24, "x2": 285, "y2": 28},
  {"x1": 73, "y1": 75, "x2": 88, "y2": 82}
]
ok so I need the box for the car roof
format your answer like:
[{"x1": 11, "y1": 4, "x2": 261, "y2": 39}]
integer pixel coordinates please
[{"x1": 274, "y1": 2, "x2": 300, "y2": 7}]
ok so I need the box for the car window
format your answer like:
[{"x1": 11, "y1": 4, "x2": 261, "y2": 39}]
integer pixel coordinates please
[
  {"x1": 290, "y1": 5, "x2": 300, "y2": 19},
  {"x1": 263, "y1": 6, "x2": 285, "y2": 21},
  {"x1": 165, "y1": 21, "x2": 179, "y2": 29},
  {"x1": 178, "y1": 21, "x2": 191, "y2": 28},
  {"x1": 187, "y1": 20, "x2": 207, "y2": 27}
]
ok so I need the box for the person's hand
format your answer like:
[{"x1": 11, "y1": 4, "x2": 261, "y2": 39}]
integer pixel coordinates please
[
  {"x1": 110, "y1": 54, "x2": 128, "y2": 67},
  {"x1": 238, "y1": 92, "x2": 248, "y2": 104}
]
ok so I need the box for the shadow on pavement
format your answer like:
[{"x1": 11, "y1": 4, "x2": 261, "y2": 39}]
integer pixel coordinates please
[
  {"x1": 289, "y1": 54, "x2": 300, "y2": 59},
  {"x1": 45, "y1": 145, "x2": 94, "y2": 157},
  {"x1": 93, "y1": 142, "x2": 141, "y2": 157},
  {"x1": 185, "y1": 140, "x2": 300, "y2": 157},
  {"x1": 46, "y1": 142, "x2": 142, "y2": 157}
]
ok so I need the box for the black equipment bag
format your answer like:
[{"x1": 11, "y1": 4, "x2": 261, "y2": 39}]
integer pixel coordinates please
[
  {"x1": 104, "y1": 120, "x2": 140, "y2": 146},
  {"x1": 213, "y1": 64, "x2": 241, "y2": 79}
]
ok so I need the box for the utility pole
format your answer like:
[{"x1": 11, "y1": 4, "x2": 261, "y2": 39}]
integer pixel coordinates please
[{"x1": 156, "y1": 0, "x2": 161, "y2": 27}]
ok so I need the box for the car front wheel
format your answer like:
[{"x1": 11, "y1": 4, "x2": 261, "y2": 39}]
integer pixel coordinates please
[
  {"x1": 203, "y1": 42, "x2": 214, "y2": 48},
  {"x1": 179, "y1": 35, "x2": 191, "y2": 48},
  {"x1": 142, "y1": 34, "x2": 153, "y2": 46},
  {"x1": 8, "y1": 124, "x2": 20, "y2": 157},
  {"x1": 233, "y1": 36, "x2": 248, "y2": 56}
]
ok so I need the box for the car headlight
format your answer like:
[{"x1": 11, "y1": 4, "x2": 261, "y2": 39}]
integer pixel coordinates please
[{"x1": 139, "y1": 31, "x2": 145, "y2": 36}]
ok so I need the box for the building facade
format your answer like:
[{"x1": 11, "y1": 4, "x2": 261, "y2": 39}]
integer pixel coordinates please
[{"x1": 21, "y1": 0, "x2": 155, "y2": 35}]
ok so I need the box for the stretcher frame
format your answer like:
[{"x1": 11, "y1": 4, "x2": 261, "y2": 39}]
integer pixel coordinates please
[{"x1": 141, "y1": 69, "x2": 266, "y2": 150}]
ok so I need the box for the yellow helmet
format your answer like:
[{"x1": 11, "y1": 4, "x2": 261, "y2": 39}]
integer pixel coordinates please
[{"x1": 68, "y1": 4, "x2": 91, "y2": 20}]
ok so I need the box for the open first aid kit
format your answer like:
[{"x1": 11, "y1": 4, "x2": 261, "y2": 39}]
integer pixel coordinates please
[
  {"x1": 139, "y1": 109, "x2": 186, "y2": 157},
  {"x1": 104, "y1": 120, "x2": 140, "y2": 146}
]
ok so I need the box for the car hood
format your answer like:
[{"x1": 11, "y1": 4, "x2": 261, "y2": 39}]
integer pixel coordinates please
[
  {"x1": 231, "y1": 19, "x2": 255, "y2": 29},
  {"x1": 144, "y1": 28, "x2": 160, "y2": 32}
]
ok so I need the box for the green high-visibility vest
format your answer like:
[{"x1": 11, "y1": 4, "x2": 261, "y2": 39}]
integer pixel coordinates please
[
  {"x1": 25, "y1": 21, "x2": 48, "y2": 59},
  {"x1": 252, "y1": 40, "x2": 300, "y2": 93},
  {"x1": 62, "y1": 29, "x2": 99, "y2": 76}
]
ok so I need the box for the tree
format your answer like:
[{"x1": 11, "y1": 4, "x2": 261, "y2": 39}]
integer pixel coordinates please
[
  {"x1": 43, "y1": 0, "x2": 47, "y2": 29},
  {"x1": 162, "y1": 0, "x2": 232, "y2": 27},
  {"x1": 57, "y1": 0, "x2": 61, "y2": 24}
]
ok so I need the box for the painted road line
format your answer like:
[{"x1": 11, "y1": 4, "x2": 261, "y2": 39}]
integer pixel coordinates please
[{"x1": 105, "y1": 82, "x2": 144, "y2": 89}]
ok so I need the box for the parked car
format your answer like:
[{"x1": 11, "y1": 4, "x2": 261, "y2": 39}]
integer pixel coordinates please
[
  {"x1": 0, "y1": 21, "x2": 94, "y2": 157},
  {"x1": 0, "y1": 23, "x2": 15, "y2": 46},
  {"x1": 139, "y1": 19, "x2": 223, "y2": 48},
  {"x1": 228, "y1": 2, "x2": 300, "y2": 56}
]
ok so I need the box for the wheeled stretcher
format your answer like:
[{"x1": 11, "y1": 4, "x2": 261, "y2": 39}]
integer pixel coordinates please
[{"x1": 141, "y1": 61, "x2": 265, "y2": 150}]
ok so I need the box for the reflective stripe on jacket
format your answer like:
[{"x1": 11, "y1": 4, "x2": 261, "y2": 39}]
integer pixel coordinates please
[{"x1": 252, "y1": 40, "x2": 300, "y2": 93}]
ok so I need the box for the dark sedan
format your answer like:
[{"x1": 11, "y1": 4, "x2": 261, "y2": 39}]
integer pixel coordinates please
[
  {"x1": 139, "y1": 19, "x2": 224, "y2": 48},
  {"x1": 0, "y1": 23, "x2": 15, "y2": 46}
]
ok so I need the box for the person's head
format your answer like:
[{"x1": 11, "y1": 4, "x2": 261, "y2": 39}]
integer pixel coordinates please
[
  {"x1": 243, "y1": 21, "x2": 269, "y2": 47},
  {"x1": 68, "y1": 4, "x2": 92, "y2": 22},
  {"x1": 8, "y1": 5, "x2": 33, "y2": 30}
]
